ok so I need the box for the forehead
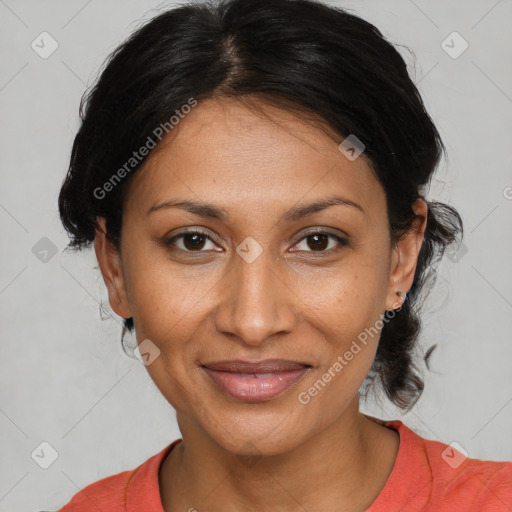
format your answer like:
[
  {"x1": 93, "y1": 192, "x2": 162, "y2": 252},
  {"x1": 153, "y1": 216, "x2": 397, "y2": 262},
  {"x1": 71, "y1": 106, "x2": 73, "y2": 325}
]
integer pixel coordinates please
[{"x1": 123, "y1": 97, "x2": 384, "y2": 220}]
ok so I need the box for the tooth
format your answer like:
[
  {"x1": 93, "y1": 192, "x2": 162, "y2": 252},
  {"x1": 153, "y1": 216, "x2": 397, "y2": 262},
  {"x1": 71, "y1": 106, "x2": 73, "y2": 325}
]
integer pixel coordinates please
[{"x1": 255, "y1": 373, "x2": 274, "y2": 378}]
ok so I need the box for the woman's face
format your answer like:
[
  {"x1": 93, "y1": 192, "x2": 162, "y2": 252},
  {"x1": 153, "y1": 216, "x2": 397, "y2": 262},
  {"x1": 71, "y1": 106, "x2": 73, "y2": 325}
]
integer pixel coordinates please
[{"x1": 96, "y1": 97, "x2": 426, "y2": 455}]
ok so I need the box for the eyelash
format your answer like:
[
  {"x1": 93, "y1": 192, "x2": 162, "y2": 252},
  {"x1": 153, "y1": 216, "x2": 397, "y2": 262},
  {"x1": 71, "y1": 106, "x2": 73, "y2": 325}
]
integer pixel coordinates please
[{"x1": 163, "y1": 228, "x2": 349, "y2": 255}]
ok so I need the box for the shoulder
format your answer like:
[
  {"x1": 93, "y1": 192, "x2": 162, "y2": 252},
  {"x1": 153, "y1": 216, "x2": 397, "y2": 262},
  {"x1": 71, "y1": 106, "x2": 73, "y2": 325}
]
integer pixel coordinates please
[
  {"x1": 55, "y1": 440, "x2": 181, "y2": 511},
  {"x1": 389, "y1": 419, "x2": 512, "y2": 511},
  {"x1": 430, "y1": 447, "x2": 512, "y2": 510},
  {"x1": 55, "y1": 468, "x2": 133, "y2": 511}
]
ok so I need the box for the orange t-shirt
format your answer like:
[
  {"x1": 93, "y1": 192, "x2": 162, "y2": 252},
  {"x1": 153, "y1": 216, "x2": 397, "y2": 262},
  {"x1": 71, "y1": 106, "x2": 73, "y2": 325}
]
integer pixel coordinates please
[{"x1": 55, "y1": 420, "x2": 512, "y2": 511}]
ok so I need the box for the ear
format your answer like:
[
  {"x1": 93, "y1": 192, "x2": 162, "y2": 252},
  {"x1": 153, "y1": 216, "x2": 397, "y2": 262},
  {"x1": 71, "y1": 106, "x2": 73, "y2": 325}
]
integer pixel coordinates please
[
  {"x1": 385, "y1": 199, "x2": 428, "y2": 310},
  {"x1": 94, "y1": 217, "x2": 132, "y2": 319}
]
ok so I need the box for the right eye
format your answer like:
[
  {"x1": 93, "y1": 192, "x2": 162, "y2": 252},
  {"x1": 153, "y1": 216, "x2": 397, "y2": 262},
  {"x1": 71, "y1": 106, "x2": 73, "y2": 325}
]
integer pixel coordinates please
[{"x1": 164, "y1": 229, "x2": 222, "y2": 253}]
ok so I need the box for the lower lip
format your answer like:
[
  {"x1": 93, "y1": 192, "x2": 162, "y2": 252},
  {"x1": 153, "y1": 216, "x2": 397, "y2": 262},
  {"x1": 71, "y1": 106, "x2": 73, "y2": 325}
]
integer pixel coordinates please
[{"x1": 202, "y1": 367, "x2": 310, "y2": 402}]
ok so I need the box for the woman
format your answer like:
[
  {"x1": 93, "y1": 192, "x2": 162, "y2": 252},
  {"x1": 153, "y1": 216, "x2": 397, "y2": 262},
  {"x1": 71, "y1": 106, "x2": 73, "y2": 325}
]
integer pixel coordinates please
[{"x1": 55, "y1": 0, "x2": 512, "y2": 510}]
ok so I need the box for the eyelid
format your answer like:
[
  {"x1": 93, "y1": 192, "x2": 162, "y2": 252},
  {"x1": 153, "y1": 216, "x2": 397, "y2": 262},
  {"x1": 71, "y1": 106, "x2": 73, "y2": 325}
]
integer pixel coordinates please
[
  {"x1": 164, "y1": 227, "x2": 223, "y2": 250},
  {"x1": 295, "y1": 227, "x2": 349, "y2": 241},
  {"x1": 290, "y1": 228, "x2": 349, "y2": 253},
  {"x1": 164, "y1": 226, "x2": 350, "y2": 253}
]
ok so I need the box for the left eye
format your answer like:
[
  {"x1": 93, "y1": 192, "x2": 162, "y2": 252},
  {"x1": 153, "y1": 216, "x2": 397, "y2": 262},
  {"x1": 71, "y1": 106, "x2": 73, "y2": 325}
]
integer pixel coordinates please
[{"x1": 291, "y1": 232, "x2": 348, "y2": 253}]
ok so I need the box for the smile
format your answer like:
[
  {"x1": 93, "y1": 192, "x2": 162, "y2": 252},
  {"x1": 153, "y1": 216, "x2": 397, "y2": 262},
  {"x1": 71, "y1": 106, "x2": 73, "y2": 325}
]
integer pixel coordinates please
[{"x1": 201, "y1": 360, "x2": 312, "y2": 402}]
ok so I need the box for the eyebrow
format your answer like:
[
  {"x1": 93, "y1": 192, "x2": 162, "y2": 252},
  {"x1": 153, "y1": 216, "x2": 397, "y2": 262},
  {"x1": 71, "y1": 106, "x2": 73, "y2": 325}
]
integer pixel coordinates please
[{"x1": 146, "y1": 195, "x2": 365, "y2": 221}]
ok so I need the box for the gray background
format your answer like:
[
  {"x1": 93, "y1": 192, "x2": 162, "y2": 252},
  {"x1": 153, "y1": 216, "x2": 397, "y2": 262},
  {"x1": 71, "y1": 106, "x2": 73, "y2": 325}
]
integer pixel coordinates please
[{"x1": 1, "y1": 0, "x2": 511, "y2": 510}]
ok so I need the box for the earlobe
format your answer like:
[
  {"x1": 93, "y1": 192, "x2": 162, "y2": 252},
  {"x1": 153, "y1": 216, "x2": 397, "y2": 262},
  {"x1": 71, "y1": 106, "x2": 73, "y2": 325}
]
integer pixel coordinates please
[
  {"x1": 385, "y1": 199, "x2": 428, "y2": 310},
  {"x1": 94, "y1": 217, "x2": 132, "y2": 319}
]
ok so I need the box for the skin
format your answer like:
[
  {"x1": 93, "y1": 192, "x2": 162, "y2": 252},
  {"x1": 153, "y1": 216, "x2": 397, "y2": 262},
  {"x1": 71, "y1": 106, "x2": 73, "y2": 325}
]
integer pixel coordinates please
[{"x1": 95, "y1": 96, "x2": 427, "y2": 511}]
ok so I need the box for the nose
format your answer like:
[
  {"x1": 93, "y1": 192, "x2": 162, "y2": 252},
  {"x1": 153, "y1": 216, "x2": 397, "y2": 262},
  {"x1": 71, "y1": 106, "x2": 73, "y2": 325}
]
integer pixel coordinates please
[{"x1": 212, "y1": 249, "x2": 298, "y2": 346}]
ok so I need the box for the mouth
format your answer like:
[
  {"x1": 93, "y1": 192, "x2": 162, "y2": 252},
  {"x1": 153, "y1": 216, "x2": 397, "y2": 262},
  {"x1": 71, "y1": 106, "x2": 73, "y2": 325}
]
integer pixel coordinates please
[{"x1": 201, "y1": 359, "x2": 312, "y2": 402}]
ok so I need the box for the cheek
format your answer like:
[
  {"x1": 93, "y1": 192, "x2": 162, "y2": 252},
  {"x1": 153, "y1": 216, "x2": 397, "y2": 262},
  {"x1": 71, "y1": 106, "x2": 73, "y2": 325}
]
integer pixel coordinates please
[
  {"x1": 290, "y1": 250, "x2": 389, "y2": 383},
  {"x1": 291, "y1": 248, "x2": 390, "y2": 329},
  {"x1": 123, "y1": 231, "x2": 391, "y2": 349},
  {"x1": 120, "y1": 244, "x2": 215, "y2": 348},
  {"x1": 294, "y1": 284, "x2": 383, "y2": 424}
]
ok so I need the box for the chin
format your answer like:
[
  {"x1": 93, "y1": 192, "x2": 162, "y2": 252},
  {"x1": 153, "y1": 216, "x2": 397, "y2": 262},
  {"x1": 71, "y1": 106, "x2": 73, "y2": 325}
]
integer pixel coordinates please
[{"x1": 199, "y1": 406, "x2": 314, "y2": 458}]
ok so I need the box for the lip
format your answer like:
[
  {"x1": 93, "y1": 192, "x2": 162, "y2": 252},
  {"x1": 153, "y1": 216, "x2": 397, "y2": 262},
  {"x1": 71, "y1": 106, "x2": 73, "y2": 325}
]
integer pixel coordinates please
[{"x1": 201, "y1": 359, "x2": 312, "y2": 402}]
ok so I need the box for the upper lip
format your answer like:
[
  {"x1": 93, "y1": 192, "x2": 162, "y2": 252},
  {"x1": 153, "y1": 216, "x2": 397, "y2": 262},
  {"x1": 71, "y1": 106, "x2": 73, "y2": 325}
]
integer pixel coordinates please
[{"x1": 202, "y1": 359, "x2": 311, "y2": 373}]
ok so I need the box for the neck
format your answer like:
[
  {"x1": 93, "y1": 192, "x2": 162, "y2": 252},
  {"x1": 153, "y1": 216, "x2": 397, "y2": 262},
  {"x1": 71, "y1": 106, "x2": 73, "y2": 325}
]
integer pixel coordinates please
[{"x1": 159, "y1": 400, "x2": 399, "y2": 512}]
